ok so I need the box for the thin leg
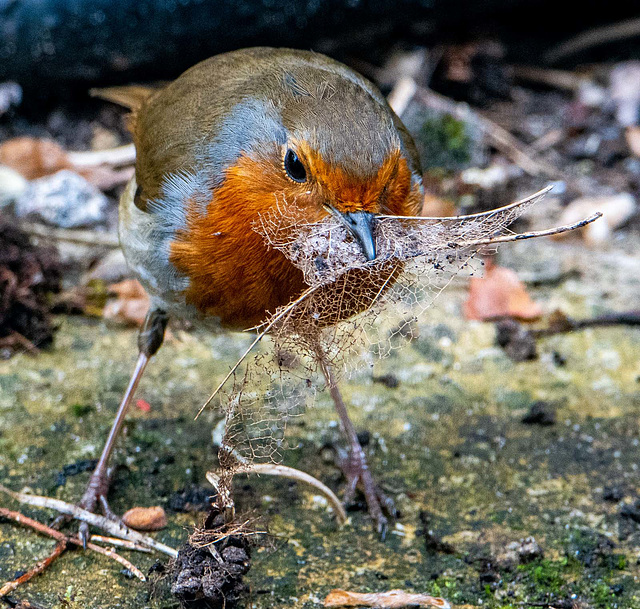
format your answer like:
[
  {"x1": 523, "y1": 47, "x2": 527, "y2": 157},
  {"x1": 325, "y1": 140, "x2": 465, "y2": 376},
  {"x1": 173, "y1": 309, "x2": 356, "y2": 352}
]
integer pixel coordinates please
[
  {"x1": 74, "y1": 308, "x2": 168, "y2": 545},
  {"x1": 318, "y1": 355, "x2": 396, "y2": 538}
]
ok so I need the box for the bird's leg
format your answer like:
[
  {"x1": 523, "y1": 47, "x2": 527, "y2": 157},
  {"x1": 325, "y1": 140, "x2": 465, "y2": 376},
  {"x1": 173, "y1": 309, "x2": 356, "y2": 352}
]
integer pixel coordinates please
[
  {"x1": 318, "y1": 356, "x2": 396, "y2": 538},
  {"x1": 71, "y1": 308, "x2": 168, "y2": 545}
]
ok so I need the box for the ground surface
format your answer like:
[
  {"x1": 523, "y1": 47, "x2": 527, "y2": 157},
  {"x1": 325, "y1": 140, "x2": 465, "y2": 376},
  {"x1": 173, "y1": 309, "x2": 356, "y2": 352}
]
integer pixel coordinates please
[{"x1": 1, "y1": 226, "x2": 639, "y2": 609}]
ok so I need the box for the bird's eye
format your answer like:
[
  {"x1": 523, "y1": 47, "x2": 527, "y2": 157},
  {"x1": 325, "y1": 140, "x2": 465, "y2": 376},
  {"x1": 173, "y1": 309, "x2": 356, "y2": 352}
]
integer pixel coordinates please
[{"x1": 284, "y1": 149, "x2": 307, "y2": 183}]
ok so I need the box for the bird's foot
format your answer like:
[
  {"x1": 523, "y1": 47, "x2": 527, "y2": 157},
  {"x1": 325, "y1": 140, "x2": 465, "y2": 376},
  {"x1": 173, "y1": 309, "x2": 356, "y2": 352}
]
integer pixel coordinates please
[
  {"x1": 77, "y1": 469, "x2": 124, "y2": 545},
  {"x1": 52, "y1": 466, "x2": 121, "y2": 546},
  {"x1": 339, "y1": 444, "x2": 396, "y2": 539}
]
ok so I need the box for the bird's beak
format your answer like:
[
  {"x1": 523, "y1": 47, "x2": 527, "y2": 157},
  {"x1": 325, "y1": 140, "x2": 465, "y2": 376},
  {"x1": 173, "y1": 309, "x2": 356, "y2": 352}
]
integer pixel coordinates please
[
  {"x1": 324, "y1": 205, "x2": 378, "y2": 261},
  {"x1": 336, "y1": 210, "x2": 377, "y2": 261}
]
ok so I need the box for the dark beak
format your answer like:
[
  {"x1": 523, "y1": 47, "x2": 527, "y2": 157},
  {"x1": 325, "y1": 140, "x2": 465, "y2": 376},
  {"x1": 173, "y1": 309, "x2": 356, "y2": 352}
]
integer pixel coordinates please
[{"x1": 338, "y1": 210, "x2": 377, "y2": 261}]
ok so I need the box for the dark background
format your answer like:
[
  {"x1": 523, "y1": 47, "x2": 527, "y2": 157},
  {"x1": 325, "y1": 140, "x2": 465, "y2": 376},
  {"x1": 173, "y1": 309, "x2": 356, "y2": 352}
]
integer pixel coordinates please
[{"x1": 2, "y1": 0, "x2": 640, "y2": 98}]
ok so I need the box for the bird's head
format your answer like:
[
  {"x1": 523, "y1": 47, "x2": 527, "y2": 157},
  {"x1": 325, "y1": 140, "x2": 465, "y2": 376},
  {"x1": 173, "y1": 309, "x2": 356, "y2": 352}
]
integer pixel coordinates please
[{"x1": 188, "y1": 55, "x2": 424, "y2": 263}]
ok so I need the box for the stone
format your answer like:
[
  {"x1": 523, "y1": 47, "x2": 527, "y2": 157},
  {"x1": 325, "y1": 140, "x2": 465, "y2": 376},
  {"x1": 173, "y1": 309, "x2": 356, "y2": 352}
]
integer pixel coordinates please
[{"x1": 15, "y1": 169, "x2": 109, "y2": 228}]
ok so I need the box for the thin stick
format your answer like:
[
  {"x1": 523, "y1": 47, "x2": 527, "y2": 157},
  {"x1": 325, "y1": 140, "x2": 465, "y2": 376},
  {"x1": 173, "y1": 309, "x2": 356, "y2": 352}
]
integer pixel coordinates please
[
  {"x1": 378, "y1": 185, "x2": 553, "y2": 220},
  {"x1": 512, "y1": 65, "x2": 588, "y2": 92},
  {"x1": 0, "y1": 331, "x2": 39, "y2": 355},
  {"x1": 324, "y1": 589, "x2": 451, "y2": 609},
  {"x1": 81, "y1": 543, "x2": 145, "y2": 580},
  {"x1": 20, "y1": 222, "x2": 120, "y2": 248},
  {"x1": 532, "y1": 310, "x2": 640, "y2": 338},
  {"x1": 0, "y1": 508, "x2": 146, "y2": 581},
  {"x1": 387, "y1": 77, "x2": 418, "y2": 117},
  {"x1": 451, "y1": 212, "x2": 601, "y2": 248},
  {"x1": 67, "y1": 143, "x2": 136, "y2": 168},
  {"x1": 90, "y1": 534, "x2": 151, "y2": 552},
  {"x1": 544, "y1": 16, "x2": 640, "y2": 63},
  {"x1": 208, "y1": 463, "x2": 347, "y2": 524},
  {"x1": 0, "y1": 485, "x2": 177, "y2": 558},
  {"x1": 195, "y1": 285, "x2": 320, "y2": 418},
  {"x1": 0, "y1": 541, "x2": 66, "y2": 598}
]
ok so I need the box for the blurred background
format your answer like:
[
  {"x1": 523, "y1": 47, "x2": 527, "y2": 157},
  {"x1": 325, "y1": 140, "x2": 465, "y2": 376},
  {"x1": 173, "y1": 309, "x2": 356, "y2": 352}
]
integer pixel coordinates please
[{"x1": 2, "y1": 3, "x2": 640, "y2": 609}]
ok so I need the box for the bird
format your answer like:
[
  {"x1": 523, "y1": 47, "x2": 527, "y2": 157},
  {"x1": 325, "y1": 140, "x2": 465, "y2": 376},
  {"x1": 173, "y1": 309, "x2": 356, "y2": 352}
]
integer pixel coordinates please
[{"x1": 80, "y1": 47, "x2": 424, "y2": 543}]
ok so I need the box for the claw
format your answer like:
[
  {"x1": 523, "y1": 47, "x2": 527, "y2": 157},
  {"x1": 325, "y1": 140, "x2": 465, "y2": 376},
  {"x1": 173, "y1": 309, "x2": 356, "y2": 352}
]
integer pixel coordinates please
[
  {"x1": 378, "y1": 519, "x2": 388, "y2": 542},
  {"x1": 79, "y1": 521, "x2": 90, "y2": 549},
  {"x1": 338, "y1": 444, "x2": 396, "y2": 536}
]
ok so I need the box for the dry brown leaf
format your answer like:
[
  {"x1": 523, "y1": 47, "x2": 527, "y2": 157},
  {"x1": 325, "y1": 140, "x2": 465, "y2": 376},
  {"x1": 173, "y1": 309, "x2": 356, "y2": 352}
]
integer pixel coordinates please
[
  {"x1": 463, "y1": 259, "x2": 543, "y2": 321},
  {"x1": 103, "y1": 279, "x2": 149, "y2": 326},
  {"x1": 122, "y1": 506, "x2": 168, "y2": 531},
  {"x1": 0, "y1": 136, "x2": 133, "y2": 189},
  {"x1": 324, "y1": 589, "x2": 450, "y2": 609},
  {"x1": 0, "y1": 137, "x2": 71, "y2": 180}
]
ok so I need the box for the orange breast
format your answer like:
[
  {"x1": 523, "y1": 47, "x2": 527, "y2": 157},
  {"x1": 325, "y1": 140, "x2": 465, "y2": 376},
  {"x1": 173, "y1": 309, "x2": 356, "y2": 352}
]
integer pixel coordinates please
[
  {"x1": 169, "y1": 156, "x2": 308, "y2": 330},
  {"x1": 169, "y1": 151, "x2": 421, "y2": 331}
]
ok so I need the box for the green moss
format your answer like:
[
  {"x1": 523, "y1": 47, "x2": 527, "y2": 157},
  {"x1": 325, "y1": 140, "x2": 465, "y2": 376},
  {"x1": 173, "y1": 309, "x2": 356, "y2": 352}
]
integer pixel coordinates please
[
  {"x1": 70, "y1": 402, "x2": 93, "y2": 417},
  {"x1": 418, "y1": 115, "x2": 473, "y2": 169},
  {"x1": 518, "y1": 558, "x2": 569, "y2": 594}
]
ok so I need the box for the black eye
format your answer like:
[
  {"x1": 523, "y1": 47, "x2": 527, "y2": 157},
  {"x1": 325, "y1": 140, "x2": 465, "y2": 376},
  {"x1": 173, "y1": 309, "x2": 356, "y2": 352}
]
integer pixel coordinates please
[{"x1": 284, "y1": 149, "x2": 307, "y2": 183}]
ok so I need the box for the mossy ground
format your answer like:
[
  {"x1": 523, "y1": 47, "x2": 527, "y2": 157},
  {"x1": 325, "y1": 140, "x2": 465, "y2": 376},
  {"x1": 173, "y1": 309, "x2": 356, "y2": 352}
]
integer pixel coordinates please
[{"x1": 1, "y1": 237, "x2": 639, "y2": 609}]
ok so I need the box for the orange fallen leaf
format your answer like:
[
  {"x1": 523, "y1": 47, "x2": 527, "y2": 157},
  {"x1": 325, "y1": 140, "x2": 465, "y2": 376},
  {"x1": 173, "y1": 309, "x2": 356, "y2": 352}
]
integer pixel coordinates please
[
  {"x1": 122, "y1": 506, "x2": 168, "y2": 531},
  {"x1": 0, "y1": 136, "x2": 70, "y2": 180},
  {"x1": 0, "y1": 136, "x2": 134, "y2": 189},
  {"x1": 463, "y1": 259, "x2": 542, "y2": 321},
  {"x1": 103, "y1": 279, "x2": 149, "y2": 326},
  {"x1": 324, "y1": 589, "x2": 450, "y2": 609}
]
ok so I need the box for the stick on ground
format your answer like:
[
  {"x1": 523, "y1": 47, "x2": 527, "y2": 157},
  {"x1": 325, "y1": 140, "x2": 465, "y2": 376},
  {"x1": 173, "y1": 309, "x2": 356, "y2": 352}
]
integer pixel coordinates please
[
  {"x1": 0, "y1": 485, "x2": 177, "y2": 558},
  {"x1": 0, "y1": 507, "x2": 146, "y2": 587},
  {"x1": 0, "y1": 541, "x2": 67, "y2": 598}
]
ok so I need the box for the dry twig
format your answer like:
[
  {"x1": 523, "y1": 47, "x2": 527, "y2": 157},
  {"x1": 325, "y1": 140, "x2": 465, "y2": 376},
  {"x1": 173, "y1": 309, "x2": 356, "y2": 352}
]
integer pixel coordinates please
[
  {"x1": 0, "y1": 485, "x2": 177, "y2": 558},
  {"x1": 89, "y1": 534, "x2": 152, "y2": 552},
  {"x1": 0, "y1": 507, "x2": 146, "y2": 586},
  {"x1": 20, "y1": 222, "x2": 120, "y2": 248},
  {"x1": 0, "y1": 541, "x2": 67, "y2": 598},
  {"x1": 533, "y1": 310, "x2": 640, "y2": 337},
  {"x1": 512, "y1": 65, "x2": 588, "y2": 92},
  {"x1": 545, "y1": 17, "x2": 640, "y2": 63},
  {"x1": 453, "y1": 211, "x2": 601, "y2": 248},
  {"x1": 67, "y1": 143, "x2": 136, "y2": 168}
]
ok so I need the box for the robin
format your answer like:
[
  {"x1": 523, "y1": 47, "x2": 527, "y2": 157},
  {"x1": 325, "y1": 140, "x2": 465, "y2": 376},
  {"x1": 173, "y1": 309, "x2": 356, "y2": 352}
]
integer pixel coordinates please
[{"x1": 80, "y1": 47, "x2": 423, "y2": 542}]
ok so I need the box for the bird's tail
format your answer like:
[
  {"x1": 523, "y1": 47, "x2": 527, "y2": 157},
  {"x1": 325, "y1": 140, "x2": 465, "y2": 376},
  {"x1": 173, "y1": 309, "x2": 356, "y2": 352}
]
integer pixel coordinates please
[{"x1": 90, "y1": 85, "x2": 158, "y2": 111}]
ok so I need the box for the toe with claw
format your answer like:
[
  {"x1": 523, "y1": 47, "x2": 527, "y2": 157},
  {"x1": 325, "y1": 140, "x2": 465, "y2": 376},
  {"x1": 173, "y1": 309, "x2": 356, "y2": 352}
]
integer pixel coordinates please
[{"x1": 339, "y1": 443, "x2": 397, "y2": 539}]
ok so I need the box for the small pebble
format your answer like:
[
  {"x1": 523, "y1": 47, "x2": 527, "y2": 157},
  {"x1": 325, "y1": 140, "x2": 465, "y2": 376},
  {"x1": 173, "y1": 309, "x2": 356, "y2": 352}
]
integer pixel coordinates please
[{"x1": 122, "y1": 506, "x2": 168, "y2": 531}]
